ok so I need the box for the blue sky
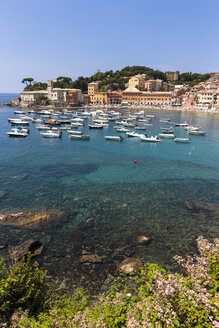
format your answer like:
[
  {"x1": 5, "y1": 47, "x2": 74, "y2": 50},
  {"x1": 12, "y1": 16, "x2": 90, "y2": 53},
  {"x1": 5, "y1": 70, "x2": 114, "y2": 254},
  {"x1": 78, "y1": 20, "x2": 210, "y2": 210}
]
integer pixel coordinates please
[{"x1": 1, "y1": 0, "x2": 219, "y2": 92}]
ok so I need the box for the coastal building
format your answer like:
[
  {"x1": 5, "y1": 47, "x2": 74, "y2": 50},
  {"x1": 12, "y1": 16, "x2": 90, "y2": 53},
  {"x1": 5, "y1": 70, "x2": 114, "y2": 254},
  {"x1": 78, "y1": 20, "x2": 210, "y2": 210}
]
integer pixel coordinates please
[
  {"x1": 145, "y1": 79, "x2": 163, "y2": 91},
  {"x1": 122, "y1": 87, "x2": 172, "y2": 106},
  {"x1": 83, "y1": 94, "x2": 90, "y2": 105},
  {"x1": 163, "y1": 82, "x2": 175, "y2": 92},
  {"x1": 140, "y1": 92, "x2": 172, "y2": 106},
  {"x1": 107, "y1": 91, "x2": 122, "y2": 104},
  {"x1": 122, "y1": 87, "x2": 141, "y2": 104},
  {"x1": 165, "y1": 71, "x2": 180, "y2": 81},
  {"x1": 88, "y1": 82, "x2": 99, "y2": 96},
  {"x1": 196, "y1": 90, "x2": 214, "y2": 109},
  {"x1": 21, "y1": 90, "x2": 48, "y2": 105},
  {"x1": 65, "y1": 90, "x2": 84, "y2": 106},
  {"x1": 90, "y1": 92, "x2": 107, "y2": 104},
  {"x1": 21, "y1": 79, "x2": 83, "y2": 106},
  {"x1": 128, "y1": 75, "x2": 147, "y2": 89}
]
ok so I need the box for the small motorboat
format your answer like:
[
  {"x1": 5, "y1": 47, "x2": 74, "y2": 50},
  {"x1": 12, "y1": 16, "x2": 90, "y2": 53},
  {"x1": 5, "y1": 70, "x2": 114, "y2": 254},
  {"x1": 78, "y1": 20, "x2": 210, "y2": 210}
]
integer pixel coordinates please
[
  {"x1": 8, "y1": 119, "x2": 29, "y2": 125},
  {"x1": 41, "y1": 130, "x2": 62, "y2": 138},
  {"x1": 60, "y1": 125, "x2": 71, "y2": 130},
  {"x1": 184, "y1": 126, "x2": 201, "y2": 131},
  {"x1": 135, "y1": 126, "x2": 147, "y2": 130},
  {"x1": 88, "y1": 124, "x2": 103, "y2": 129},
  {"x1": 67, "y1": 130, "x2": 82, "y2": 135},
  {"x1": 36, "y1": 124, "x2": 51, "y2": 130},
  {"x1": 126, "y1": 131, "x2": 145, "y2": 138},
  {"x1": 174, "y1": 138, "x2": 191, "y2": 143},
  {"x1": 146, "y1": 115, "x2": 155, "y2": 118},
  {"x1": 115, "y1": 127, "x2": 129, "y2": 133},
  {"x1": 140, "y1": 136, "x2": 160, "y2": 142},
  {"x1": 7, "y1": 131, "x2": 28, "y2": 137},
  {"x1": 175, "y1": 122, "x2": 188, "y2": 127},
  {"x1": 188, "y1": 130, "x2": 206, "y2": 136},
  {"x1": 32, "y1": 118, "x2": 43, "y2": 123},
  {"x1": 69, "y1": 134, "x2": 90, "y2": 140},
  {"x1": 11, "y1": 127, "x2": 30, "y2": 133},
  {"x1": 160, "y1": 127, "x2": 174, "y2": 133},
  {"x1": 105, "y1": 136, "x2": 123, "y2": 141},
  {"x1": 158, "y1": 133, "x2": 175, "y2": 139}
]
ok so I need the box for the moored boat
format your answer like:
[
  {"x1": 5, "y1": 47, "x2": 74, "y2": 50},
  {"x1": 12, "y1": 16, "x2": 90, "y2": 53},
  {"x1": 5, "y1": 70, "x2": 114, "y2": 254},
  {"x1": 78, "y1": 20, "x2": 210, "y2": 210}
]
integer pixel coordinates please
[
  {"x1": 7, "y1": 131, "x2": 28, "y2": 137},
  {"x1": 140, "y1": 135, "x2": 160, "y2": 142},
  {"x1": 105, "y1": 136, "x2": 123, "y2": 141},
  {"x1": 69, "y1": 134, "x2": 90, "y2": 140},
  {"x1": 158, "y1": 133, "x2": 175, "y2": 139},
  {"x1": 126, "y1": 131, "x2": 145, "y2": 138},
  {"x1": 188, "y1": 130, "x2": 206, "y2": 136},
  {"x1": 40, "y1": 130, "x2": 62, "y2": 138},
  {"x1": 174, "y1": 138, "x2": 191, "y2": 143}
]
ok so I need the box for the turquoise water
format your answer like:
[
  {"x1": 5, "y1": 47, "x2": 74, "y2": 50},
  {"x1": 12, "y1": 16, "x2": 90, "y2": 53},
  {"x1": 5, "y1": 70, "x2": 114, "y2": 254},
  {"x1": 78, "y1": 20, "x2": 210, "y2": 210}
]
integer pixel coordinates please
[{"x1": 0, "y1": 97, "x2": 219, "y2": 292}]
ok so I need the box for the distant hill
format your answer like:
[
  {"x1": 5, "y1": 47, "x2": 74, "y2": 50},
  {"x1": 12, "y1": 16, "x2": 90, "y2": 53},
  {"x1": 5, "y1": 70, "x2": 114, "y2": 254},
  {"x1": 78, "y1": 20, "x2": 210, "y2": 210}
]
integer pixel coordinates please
[{"x1": 22, "y1": 66, "x2": 211, "y2": 92}]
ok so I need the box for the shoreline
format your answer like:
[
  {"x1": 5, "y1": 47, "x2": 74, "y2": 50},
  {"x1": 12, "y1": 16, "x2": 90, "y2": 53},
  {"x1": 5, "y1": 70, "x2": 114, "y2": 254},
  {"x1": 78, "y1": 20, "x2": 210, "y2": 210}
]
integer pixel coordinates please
[{"x1": 1, "y1": 102, "x2": 219, "y2": 115}]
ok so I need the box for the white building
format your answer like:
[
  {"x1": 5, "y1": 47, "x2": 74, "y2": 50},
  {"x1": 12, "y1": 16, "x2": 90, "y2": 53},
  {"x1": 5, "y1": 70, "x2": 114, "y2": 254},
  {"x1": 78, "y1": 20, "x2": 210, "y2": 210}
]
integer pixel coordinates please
[{"x1": 21, "y1": 80, "x2": 84, "y2": 106}]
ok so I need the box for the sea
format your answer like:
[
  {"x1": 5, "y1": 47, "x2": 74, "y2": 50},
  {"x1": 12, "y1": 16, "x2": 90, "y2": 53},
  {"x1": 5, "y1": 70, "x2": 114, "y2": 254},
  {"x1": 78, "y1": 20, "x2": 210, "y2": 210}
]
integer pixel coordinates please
[{"x1": 0, "y1": 93, "x2": 219, "y2": 292}]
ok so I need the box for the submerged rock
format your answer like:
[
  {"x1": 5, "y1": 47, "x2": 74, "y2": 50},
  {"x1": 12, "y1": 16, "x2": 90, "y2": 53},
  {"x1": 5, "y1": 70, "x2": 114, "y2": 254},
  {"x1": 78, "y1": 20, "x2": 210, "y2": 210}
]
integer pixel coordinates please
[
  {"x1": 137, "y1": 235, "x2": 151, "y2": 245},
  {"x1": 68, "y1": 229, "x2": 85, "y2": 242},
  {"x1": 0, "y1": 191, "x2": 7, "y2": 200},
  {"x1": 185, "y1": 201, "x2": 219, "y2": 220},
  {"x1": 0, "y1": 239, "x2": 7, "y2": 250},
  {"x1": 118, "y1": 257, "x2": 142, "y2": 274},
  {"x1": 0, "y1": 209, "x2": 70, "y2": 230},
  {"x1": 79, "y1": 254, "x2": 102, "y2": 264},
  {"x1": 8, "y1": 239, "x2": 44, "y2": 261}
]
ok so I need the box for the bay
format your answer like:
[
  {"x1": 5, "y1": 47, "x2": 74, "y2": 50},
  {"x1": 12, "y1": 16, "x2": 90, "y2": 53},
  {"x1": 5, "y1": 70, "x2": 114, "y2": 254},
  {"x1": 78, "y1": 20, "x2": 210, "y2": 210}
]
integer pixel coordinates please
[{"x1": 0, "y1": 96, "x2": 219, "y2": 292}]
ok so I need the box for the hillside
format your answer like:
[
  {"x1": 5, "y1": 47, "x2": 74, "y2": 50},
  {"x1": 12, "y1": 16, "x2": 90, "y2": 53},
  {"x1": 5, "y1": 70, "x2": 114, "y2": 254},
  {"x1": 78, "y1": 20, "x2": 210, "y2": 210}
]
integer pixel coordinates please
[{"x1": 22, "y1": 66, "x2": 211, "y2": 93}]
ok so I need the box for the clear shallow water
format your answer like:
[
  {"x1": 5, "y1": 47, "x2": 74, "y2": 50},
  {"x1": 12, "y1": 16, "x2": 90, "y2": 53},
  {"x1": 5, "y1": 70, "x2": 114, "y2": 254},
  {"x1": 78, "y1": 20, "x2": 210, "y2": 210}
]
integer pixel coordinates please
[{"x1": 0, "y1": 100, "x2": 219, "y2": 292}]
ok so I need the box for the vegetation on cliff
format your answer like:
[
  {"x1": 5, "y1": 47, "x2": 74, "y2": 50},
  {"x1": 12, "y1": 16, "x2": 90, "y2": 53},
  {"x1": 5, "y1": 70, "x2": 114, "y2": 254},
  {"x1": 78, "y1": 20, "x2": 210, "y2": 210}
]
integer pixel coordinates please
[
  {"x1": 22, "y1": 67, "x2": 212, "y2": 93},
  {"x1": 0, "y1": 236, "x2": 218, "y2": 327}
]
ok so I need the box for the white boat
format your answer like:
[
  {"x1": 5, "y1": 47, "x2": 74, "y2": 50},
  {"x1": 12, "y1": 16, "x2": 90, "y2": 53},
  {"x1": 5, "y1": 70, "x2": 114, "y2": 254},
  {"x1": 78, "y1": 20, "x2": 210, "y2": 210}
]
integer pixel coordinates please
[
  {"x1": 126, "y1": 132, "x2": 145, "y2": 138},
  {"x1": 175, "y1": 122, "x2": 188, "y2": 127},
  {"x1": 32, "y1": 118, "x2": 43, "y2": 123},
  {"x1": 185, "y1": 126, "x2": 201, "y2": 131},
  {"x1": 59, "y1": 125, "x2": 71, "y2": 130},
  {"x1": 36, "y1": 124, "x2": 50, "y2": 130},
  {"x1": 160, "y1": 127, "x2": 174, "y2": 133},
  {"x1": 7, "y1": 131, "x2": 28, "y2": 137},
  {"x1": 135, "y1": 126, "x2": 147, "y2": 130},
  {"x1": 105, "y1": 136, "x2": 123, "y2": 141},
  {"x1": 188, "y1": 130, "x2": 206, "y2": 136},
  {"x1": 67, "y1": 130, "x2": 82, "y2": 135},
  {"x1": 140, "y1": 136, "x2": 160, "y2": 142},
  {"x1": 8, "y1": 119, "x2": 29, "y2": 125},
  {"x1": 14, "y1": 110, "x2": 25, "y2": 114},
  {"x1": 71, "y1": 122, "x2": 83, "y2": 127},
  {"x1": 69, "y1": 134, "x2": 90, "y2": 140},
  {"x1": 146, "y1": 115, "x2": 155, "y2": 118},
  {"x1": 88, "y1": 124, "x2": 103, "y2": 129},
  {"x1": 41, "y1": 130, "x2": 62, "y2": 138},
  {"x1": 174, "y1": 138, "x2": 191, "y2": 143},
  {"x1": 115, "y1": 127, "x2": 129, "y2": 133},
  {"x1": 159, "y1": 133, "x2": 175, "y2": 139},
  {"x1": 11, "y1": 127, "x2": 29, "y2": 133}
]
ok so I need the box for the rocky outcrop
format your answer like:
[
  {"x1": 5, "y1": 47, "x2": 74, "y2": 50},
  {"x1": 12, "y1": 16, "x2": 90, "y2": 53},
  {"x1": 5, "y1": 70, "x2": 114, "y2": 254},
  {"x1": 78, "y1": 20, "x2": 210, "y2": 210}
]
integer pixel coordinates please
[
  {"x1": 8, "y1": 239, "x2": 44, "y2": 261},
  {"x1": 0, "y1": 209, "x2": 70, "y2": 230},
  {"x1": 118, "y1": 257, "x2": 142, "y2": 274},
  {"x1": 137, "y1": 235, "x2": 151, "y2": 245},
  {"x1": 79, "y1": 254, "x2": 102, "y2": 264}
]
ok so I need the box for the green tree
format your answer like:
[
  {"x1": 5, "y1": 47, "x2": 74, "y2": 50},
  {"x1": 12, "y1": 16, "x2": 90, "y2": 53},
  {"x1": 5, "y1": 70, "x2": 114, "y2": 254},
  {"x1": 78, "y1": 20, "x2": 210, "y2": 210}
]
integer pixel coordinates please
[{"x1": 22, "y1": 78, "x2": 34, "y2": 86}]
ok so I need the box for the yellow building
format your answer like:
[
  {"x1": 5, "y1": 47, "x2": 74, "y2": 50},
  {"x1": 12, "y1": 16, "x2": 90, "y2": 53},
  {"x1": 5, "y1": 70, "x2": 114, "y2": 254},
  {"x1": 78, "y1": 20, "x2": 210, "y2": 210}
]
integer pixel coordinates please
[
  {"x1": 128, "y1": 75, "x2": 146, "y2": 89},
  {"x1": 88, "y1": 82, "x2": 99, "y2": 96},
  {"x1": 90, "y1": 92, "x2": 108, "y2": 104}
]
